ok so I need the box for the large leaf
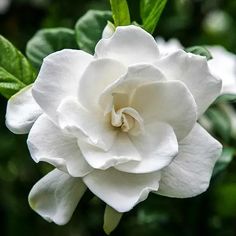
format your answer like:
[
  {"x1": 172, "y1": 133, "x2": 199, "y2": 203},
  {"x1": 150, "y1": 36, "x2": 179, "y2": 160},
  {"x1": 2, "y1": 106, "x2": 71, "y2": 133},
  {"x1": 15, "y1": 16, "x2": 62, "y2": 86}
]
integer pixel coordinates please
[
  {"x1": 140, "y1": 0, "x2": 167, "y2": 34},
  {"x1": 109, "y1": 0, "x2": 130, "y2": 27},
  {"x1": 0, "y1": 35, "x2": 35, "y2": 99},
  {"x1": 75, "y1": 10, "x2": 112, "y2": 54},
  {"x1": 26, "y1": 28, "x2": 78, "y2": 70}
]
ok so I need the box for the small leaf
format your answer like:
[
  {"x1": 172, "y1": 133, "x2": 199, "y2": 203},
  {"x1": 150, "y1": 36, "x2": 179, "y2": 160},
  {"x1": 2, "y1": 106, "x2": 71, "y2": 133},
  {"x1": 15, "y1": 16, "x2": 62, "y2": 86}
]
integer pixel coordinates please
[
  {"x1": 0, "y1": 35, "x2": 35, "y2": 99},
  {"x1": 103, "y1": 205, "x2": 123, "y2": 235},
  {"x1": 75, "y1": 10, "x2": 112, "y2": 54},
  {"x1": 185, "y1": 46, "x2": 213, "y2": 60},
  {"x1": 109, "y1": 0, "x2": 131, "y2": 27},
  {"x1": 213, "y1": 147, "x2": 235, "y2": 176},
  {"x1": 26, "y1": 28, "x2": 78, "y2": 70},
  {"x1": 140, "y1": 0, "x2": 167, "y2": 34}
]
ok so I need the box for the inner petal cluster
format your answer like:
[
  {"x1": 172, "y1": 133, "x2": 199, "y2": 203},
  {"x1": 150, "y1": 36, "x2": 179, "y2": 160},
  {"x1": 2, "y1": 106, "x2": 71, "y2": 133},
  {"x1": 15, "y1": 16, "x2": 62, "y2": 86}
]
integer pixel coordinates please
[{"x1": 111, "y1": 106, "x2": 143, "y2": 134}]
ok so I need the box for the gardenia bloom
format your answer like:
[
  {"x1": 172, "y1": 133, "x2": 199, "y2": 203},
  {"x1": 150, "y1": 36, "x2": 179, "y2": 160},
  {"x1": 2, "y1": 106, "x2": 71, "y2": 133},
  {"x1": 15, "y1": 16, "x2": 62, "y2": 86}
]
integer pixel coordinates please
[
  {"x1": 156, "y1": 38, "x2": 236, "y2": 94},
  {"x1": 6, "y1": 25, "x2": 222, "y2": 225},
  {"x1": 0, "y1": 0, "x2": 11, "y2": 14}
]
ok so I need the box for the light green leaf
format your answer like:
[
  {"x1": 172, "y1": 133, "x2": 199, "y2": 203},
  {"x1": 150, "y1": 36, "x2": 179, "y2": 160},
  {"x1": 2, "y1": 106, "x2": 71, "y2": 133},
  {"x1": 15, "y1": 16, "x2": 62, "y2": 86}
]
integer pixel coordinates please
[
  {"x1": 185, "y1": 46, "x2": 213, "y2": 60},
  {"x1": 75, "y1": 10, "x2": 112, "y2": 54},
  {"x1": 109, "y1": 0, "x2": 131, "y2": 27},
  {"x1": 103, "y1": 205, "x2": 123, "y2": 235},
  {"x1": 0, "y1": 35, "x2": 35, "y2": 99},
  {"x1": 26, "y1": 28, "x2": 78, "y2": 70},
  {"x1": 140, "y1": 0, "x2": 167, "y2": 34}
]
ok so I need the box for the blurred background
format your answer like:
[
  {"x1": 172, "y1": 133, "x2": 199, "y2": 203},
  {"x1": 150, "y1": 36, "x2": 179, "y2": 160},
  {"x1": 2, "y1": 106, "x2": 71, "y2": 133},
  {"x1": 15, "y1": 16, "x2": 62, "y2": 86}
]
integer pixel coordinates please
[{"x1": 0, "y1": 0, "x2": 236, "y2": 235}]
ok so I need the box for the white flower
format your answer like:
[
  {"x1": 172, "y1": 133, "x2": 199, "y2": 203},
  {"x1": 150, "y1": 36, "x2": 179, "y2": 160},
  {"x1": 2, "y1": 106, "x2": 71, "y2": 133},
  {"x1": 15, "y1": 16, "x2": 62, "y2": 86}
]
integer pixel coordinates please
[
  {"x1": 0, "y1": 0, "x2": 11, "y2": 14},
  {"x1": 156, "y1": 37, "x2": 236, "y2": 95},
  {"x1": 207, "y1": 46, "x2": 236, "y2": 94},
  {"x1": 6, "y1": 26, "x2": 222, "y2": 225}
]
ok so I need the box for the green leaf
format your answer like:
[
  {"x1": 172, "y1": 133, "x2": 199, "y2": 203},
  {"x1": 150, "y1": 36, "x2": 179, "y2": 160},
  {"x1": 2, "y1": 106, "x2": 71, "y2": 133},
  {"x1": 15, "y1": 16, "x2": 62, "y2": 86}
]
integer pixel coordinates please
[
  {"x1": 26, "y1": 28, "x2": 78, "y2": 70},
  {"x1": 215, "y1": 93, "x2": 236, "y2": 103},
  {"x1": 205, "y1": 107, "x2": 231, "y2": 142},
  {"x1": 213, "y1": 147, "x2": 235, "y2": 176},
  {"x1": 75, "y1": 10, "x2": 112, "y2": 54},
  {"x1": 109, "y1": 0, "x2": 131, "y2": 27},
  {"x1": 103, "y1": 205, "x2": 123, "y2": 235},
  {"x1": 0, "y1": 35, "x2": 35, "y2": 99},
  {"x1": 140, "y1": 0, "x2": 167, "y2": 34},
  {"x1": 185, "y1": 46, "x2": 213, "y2": 60}
]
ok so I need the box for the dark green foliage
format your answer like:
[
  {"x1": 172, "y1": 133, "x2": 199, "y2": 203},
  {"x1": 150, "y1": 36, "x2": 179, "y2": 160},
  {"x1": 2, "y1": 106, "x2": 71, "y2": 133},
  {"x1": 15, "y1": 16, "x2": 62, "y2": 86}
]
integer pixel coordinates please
[
  {"x1": 75, "y1": 10, "x2": 112, "y2": 54},
  {"x1": 26, "y1": 28, "x2": 78, "y2": 70}
]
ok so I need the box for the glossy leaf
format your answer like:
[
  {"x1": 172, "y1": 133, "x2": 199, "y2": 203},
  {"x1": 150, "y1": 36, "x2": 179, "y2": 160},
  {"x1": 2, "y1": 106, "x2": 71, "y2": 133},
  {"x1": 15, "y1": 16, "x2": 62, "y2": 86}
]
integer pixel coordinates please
[
  {"x1": 0, "y1": 35, "x2": 35, "y2": 99},
  {"x1": 140, "y1": 0, "x2": 167, "y2": 34},
  {"x1": 26, "y1": 28, "x2": 78, "y2": 70},
  {"x1": 109, "y1": 0, "x2": 131, "y2": 27},
  {"x1": 75, "y1": 10, "x2": 112, "y2": 54}
]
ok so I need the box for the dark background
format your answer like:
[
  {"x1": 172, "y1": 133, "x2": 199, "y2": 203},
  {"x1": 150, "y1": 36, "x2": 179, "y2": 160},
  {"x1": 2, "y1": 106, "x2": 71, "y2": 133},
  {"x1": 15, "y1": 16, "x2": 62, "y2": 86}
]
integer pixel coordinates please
[{"x1": 0, "y1": 0, "x2": 236, "y2": 235}]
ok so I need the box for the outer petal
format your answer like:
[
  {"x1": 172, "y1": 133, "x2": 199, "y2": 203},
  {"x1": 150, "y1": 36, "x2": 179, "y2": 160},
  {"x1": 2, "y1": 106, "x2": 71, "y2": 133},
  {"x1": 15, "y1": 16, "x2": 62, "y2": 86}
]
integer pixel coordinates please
[
  {"x1": 6, "y1": 85, "x2": 42, "y2": 134},
  {"x1": 27, "y1": 114, "x2": 92, "y2": 177},
  {"x1": 157, "y1": 123, "x2": 222, "y2": 198},
  {"x1": 32, "y1": 49, "x2": 93, "y2": 122},
  {"x1": 57, "y1": 97, "x2": 117, "y2": 151},
  {"x1": 155, "y1": 50, "x2": 222, "y2": 116},
  {"x1": 115, "y1": 122, "x2": 178, "y2": 173},
  {"x1": 207, "y1": 46, "x2": 236, "y2": 94},
  {"x1": 83, "y1": 168, "x2": 161, "y2": 212},
  {"x1": 78, "y1": 58, "x2": 127, "y2": 109},
  {"x1": 95, "y1": 25, "x2": 160, "y2": 66},
  {"x1": 29, "y1": 169, "x2": 86, "y2": 225},
  {"x1": 156, "y1": 37, "x2": 183, "y2": 55},
  {"x1": 131, "y1": 80, "x2": 197, "y2": 140},
  {"x1": 78, "y1": 132, "x2": 141, "y2": 170}
]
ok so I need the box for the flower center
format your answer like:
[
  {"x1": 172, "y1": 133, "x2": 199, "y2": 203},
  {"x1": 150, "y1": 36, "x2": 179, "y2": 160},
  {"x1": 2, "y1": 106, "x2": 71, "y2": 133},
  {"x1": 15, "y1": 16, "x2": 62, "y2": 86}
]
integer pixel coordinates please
[{"x1": 110, "y1": 106, "x2": 144, "y2": 134}]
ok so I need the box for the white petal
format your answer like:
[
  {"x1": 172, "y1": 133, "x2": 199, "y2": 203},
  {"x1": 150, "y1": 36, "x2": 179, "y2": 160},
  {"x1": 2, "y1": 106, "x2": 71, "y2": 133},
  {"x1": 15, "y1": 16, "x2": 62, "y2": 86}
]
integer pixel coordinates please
[
  {"x1": 5, "y1": 85, "x2": 42, "y2": 134},
  {"x1": 207, "y1": 46, "x2": 236, "y2": 95},
  {"x1": 57, "y1": 97, "x2": 117, "y2": 151},
  {"x1": 32, "y1": 49, "x2": 93, "y2": 122},
  {"x1": 83, "y1": 168, "x2": 161, "y2": 212},
  {"x1": 157, "y1": 123, "x2": 222, "y2": 198},
  {"x1": 95, "y1": 25, "x2": 160, "y2": 66},
  {"x1": 29, "y1": 169, "x2": 86, "y2": 225},
  {"x1": 102, "y1": 22, "x2": 115, "y2": 39},
  {"x1": 99, "y1": 64, "x2": 166, "y2": 110},
  {"x1": 115, "y1": 122, "x2": 178, "y2": 173},
  {"x1": 155, "y1": 49, "x2": 222, "y2": 116},
  {"x1": 78, "y1": 58, "x2": 127, "y2": 109},
  {"x1": 156, "y1": 37, "x2": 183, "y2": 55},
  {"x1": 103, "y1": 205, "x2": 123, "y2": 235},
  {"x1": 131, "y1": 80, "x2": 197, "y2": 140},
  {"x1": 78, "y1": 132, "x2": 141, "y2": 170},
  {"x1": 27, "y1": 114, "x2": 92, "y2": 177}
]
